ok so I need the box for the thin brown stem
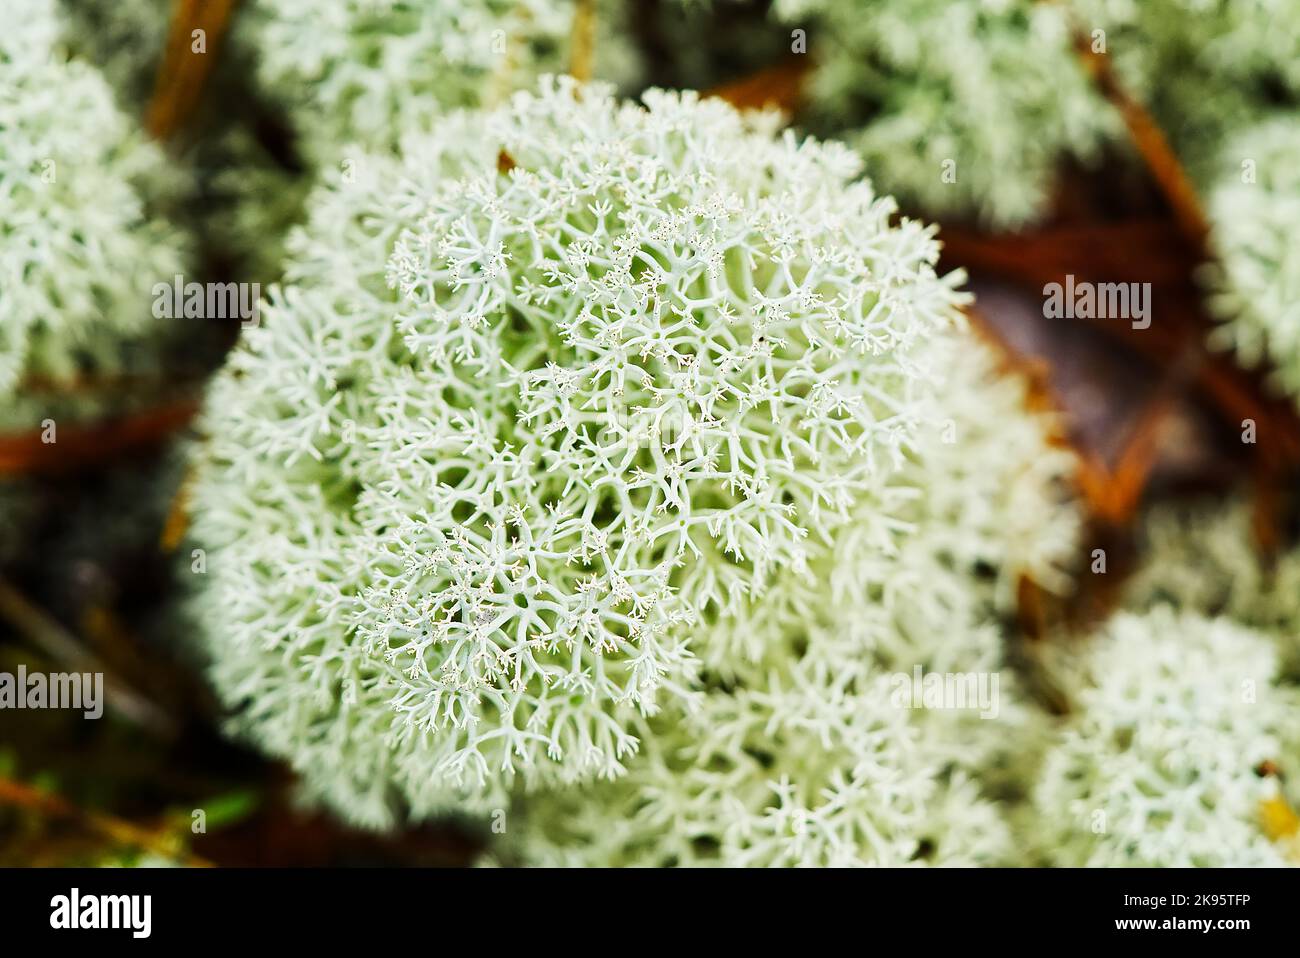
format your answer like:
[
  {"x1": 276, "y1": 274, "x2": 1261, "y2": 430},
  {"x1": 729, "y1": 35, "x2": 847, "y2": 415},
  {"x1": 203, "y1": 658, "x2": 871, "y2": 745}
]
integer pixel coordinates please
[
  {"x1": 1053, "y1": 4, "x2": 1210, "y2": 249},
  {"x1": 145, "y1": 0, "x2": 240, "y2": 140},
  {"x1": 0, "y1": 577, "x2": 177, "y2": 739},
  {"x1": 707, "y1": 55, "x2": 811, "y2": 114},
  {"x1": 569, "y1": 0, "x2": 597, "y2": 83},
  {"x1": 0, "y1": 398, "x2": 198, "y2": 477}
]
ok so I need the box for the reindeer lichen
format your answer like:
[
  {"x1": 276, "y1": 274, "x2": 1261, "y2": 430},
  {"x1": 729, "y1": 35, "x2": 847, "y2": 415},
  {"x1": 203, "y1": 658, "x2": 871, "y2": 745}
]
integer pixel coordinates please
[
  {"x1": 1033, "y1": 606, "x2": 1298, "y2": 867},
  {"x1": 189, "y1": 79, "x2": 1053, "y2": 827},
  {"x1": 1203, "y1": 118, "x2": 1300, "y2": 401},
  {"x1": 501, "y1": 330, "x2": 1080, "y2": 866},
  {"x1": 770, "y1": 0, "x2": 1111, "y2": 228},
  {"x1": 0, "y1": 0, "x2": 184, "y2": 427}
]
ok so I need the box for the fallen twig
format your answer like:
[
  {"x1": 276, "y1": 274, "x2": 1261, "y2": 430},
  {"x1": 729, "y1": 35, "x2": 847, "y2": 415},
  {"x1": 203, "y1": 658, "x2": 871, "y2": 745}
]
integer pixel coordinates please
[
  {"x1": 1070, "y1": 33, "x2": 1210, "y2": 250},
  {"x1": 707, "y1": 56, "x2": 810, "y2": 114},
  {"x1": 0, "y1": 577, "x2": 178, "y2": 739},
  {"x1": 145, "y1": 0, "x2": 240, "y2": 140},
  {"x1": 0, "y1": 398, "x2": 198, "y2": 477},
  {"x1": 569, "y1": 0, "x2": 597, "y2": 84}
]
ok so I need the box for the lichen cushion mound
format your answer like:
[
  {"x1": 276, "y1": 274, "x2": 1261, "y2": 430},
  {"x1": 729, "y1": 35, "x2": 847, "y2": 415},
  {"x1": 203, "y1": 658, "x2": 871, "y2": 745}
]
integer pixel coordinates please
[
  {"x1": 770, "y1": 0, "x2": 1110, "y2": 228},
  {"x1": 1033, "y1": 606, "x2": 1298, "y2": 867},
  {"x1": 1073, "y1": 0, "x2": 1300, "y2": 183},
  {"x1": 217, "y1": 1, "x2": 641, "y2": 282},
  {"x1": 1203, "y1": 117, "x2": 1300, "y2": 400},
  {"x1": 0, "y1": 0, "x2": 184, "y2": 429},
  {"x1": 237, "y1": 0, "x2": 640, "y2": 162},
  {"x1": 500, "y1": 330, "x2": 1080, "y2": 866},
  {"x1": 1124, "y1": 496, "x2": 1300, "y2": 680},
  {"x1": 188, "y1": 77, "x2": 1045, "y2": 827}
]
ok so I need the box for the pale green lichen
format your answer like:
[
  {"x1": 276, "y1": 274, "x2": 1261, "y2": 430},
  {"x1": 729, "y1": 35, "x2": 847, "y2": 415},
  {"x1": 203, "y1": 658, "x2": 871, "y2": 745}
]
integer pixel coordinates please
[
  {"x1": 1072, "y1": 0, "x2": 1300, "y2": 184},
  {"x1": 771, "y1": 0, "x2": 1111, "y2": 228},
  {"x1": 1125, "y1": 496, "x2": 1300, "y2": 679},
  {"x1": 187, "y1": 79, "x2": 1064, "y2": 828},
  {"x1": 201, "y1": 1, "x2": 641, "y2": 281},
  {"x1": 57, "y1": 0, "x2": 310, "y2": 285},
  {"x1": 1202, "y1": 118, "x2": 1300, "y2": 401},
  {"x1": 769, "y1": 0, "x2": 1299, "y2": 228},
  {"x1": 499, "y1": 330, "x2": 1079, "y2": 866},
  {"x1": 1032, "y1": 606, "x2": 1297, "y2": 867},
  {"x1": 0, "y1": 0, "x2": 185, "y2": 425},
  {"x1": 238, "y1": 0, "x2": 640, "y2": 163}
]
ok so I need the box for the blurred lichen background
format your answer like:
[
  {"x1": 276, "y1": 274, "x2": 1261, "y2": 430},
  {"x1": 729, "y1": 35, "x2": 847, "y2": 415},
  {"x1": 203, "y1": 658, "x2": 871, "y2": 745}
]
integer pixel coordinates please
[{"x1": 1, "y1": 0, "x2": 1299, "y2": 867}]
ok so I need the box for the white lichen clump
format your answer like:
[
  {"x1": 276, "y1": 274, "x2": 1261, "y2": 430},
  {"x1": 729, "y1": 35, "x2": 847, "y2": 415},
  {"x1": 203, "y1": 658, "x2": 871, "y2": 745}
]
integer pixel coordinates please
[
  {"x1": 504, "y1": 333, "x2": 1078, "y2": 866},
  {"x1": 0, "y1": 0, "x2": 183, "y2": 427},
  {"x1": 189, "y1": 79, "x2": 1081, "y2": 831},
  {"x1": 771, "y1": 0, "x2": 1109, "y2": 227},
  {"x1": 1203, "y1": 118, "x2": 1300, "y2": 400},
  {"x1": 1125, "y1": 497, "x2": 1300, "y2": 678},
  {"x1": 239, "y1": 0, "x2": 636, "y2": 162},
  {"x1": 1034, "y1": 607, "x2": 1297, "y2": 867},
  {"x1": 226, "y1": 1, "x2": 631, "y2": 280},
  {"x1": 1073, "y1": 0, "x2": 1300, "y2": 182}
]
